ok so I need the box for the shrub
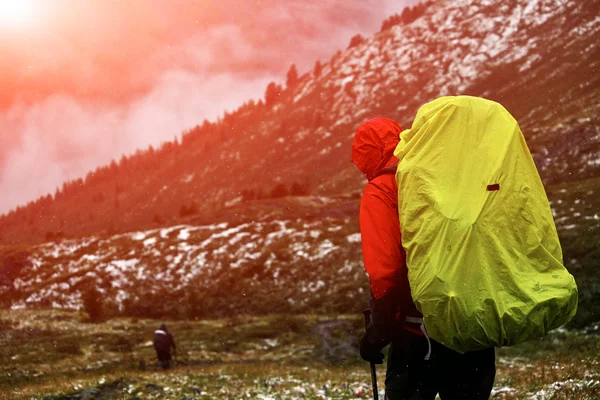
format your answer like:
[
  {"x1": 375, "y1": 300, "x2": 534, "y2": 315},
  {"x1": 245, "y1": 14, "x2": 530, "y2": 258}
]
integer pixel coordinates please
[
  {"x1": 380, "y1": 14, "x2": 402, "y2": 31},
  {"x1": 56, "y1": 342, "x2": 84, "y2": 355},
  {"x1": 290, "y1": 181, "x2": 309, "y2": 196},
  {"x1": 179, "y1": 201, "x2": 199, "y2": 217},
  {"x1": 270, "y1": 183, "x2": 287, "y2": 198},
  {"x1": 347, "y1": 34, "x2": 365, "y2": 49},
  {"x1": 82, "y1": 285, "x2": 104, "y2": 323}
]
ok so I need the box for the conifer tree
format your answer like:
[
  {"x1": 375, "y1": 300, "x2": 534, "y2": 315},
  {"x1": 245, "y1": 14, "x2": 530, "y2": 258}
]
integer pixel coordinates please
[
  {"x1": 313, "y1": 60, "x2": 322, "y2": 78},
  {"x1": 265, "y1": 82, "x2": 282, "y2": 107},
  {"x1": 286, "y1": 64, "x2": 299, "y2": 89}
]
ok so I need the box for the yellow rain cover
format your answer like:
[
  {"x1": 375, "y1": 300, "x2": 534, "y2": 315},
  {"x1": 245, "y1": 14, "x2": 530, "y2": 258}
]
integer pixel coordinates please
[{"x1": 394, "y1": 96, "x2": 578, "y2": 353}]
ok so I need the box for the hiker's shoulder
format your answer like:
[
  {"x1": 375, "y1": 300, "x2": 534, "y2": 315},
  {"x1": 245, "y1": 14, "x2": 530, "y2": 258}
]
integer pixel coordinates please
[{"x1": 365, "y1": 173, "x2": 397, "y2": 195}]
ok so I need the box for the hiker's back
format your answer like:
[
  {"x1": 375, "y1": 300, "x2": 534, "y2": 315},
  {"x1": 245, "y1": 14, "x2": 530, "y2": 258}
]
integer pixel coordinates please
[
  {"x1": 154, "y1": 329, "x2": 171, "y2": 352},
  {"x1": 394, "y1": 96, "x2": 578, "y2": 352}
]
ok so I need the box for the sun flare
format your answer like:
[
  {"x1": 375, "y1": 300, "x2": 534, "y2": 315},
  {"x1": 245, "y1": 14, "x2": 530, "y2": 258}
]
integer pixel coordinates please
[{"x1": 0, "y1": 0, "x2": 38, "y2": 30}]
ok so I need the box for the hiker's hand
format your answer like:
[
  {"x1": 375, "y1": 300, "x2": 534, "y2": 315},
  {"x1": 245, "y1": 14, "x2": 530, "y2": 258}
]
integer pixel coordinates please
[{"x1": 359, "y1": 333, "x2": 384, "y2": 364}]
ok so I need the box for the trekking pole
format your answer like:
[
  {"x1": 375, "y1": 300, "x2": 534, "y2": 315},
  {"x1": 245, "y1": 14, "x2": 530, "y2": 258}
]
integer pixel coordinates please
[{"x1": 362, "y1": 309, "x2": 378, "y2": 400}]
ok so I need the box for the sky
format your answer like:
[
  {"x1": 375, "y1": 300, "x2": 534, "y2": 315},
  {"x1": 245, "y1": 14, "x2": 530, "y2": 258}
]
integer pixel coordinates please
[{"x1": 0, "y1": 0, "x2": 418, "y2": 214}]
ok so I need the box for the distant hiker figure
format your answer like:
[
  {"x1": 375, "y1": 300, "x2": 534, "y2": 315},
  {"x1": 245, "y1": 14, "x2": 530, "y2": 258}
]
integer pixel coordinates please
[{"x1": 153, "y1": 323, "x2": 176, "y2": 369}]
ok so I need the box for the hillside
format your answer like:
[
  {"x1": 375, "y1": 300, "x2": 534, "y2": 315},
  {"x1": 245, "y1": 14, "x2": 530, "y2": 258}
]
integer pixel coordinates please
[
  {"x1": 3, "y1": 196, "x2": 365, "y2": 319},
  {"x1": 1, "y1": 0, "x2": 599, "y2": 326},
  {"x1": 1, "y1": 0, "x2": 599, "y2": 243}
]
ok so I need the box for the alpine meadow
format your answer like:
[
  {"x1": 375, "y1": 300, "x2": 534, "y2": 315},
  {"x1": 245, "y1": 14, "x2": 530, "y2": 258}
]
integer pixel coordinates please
[{"x1": 1, "y1": 0, "x2": 599, "y2": 399}]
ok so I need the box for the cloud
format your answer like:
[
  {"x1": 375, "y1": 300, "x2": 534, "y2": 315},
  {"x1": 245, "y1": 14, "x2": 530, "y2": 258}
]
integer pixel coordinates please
[
  {"x1": 0, "y1": 70, "x2": 275, "y2": 214},
  {"x1": 0, "y1": 0, "x2": 418, "y2": 214}
]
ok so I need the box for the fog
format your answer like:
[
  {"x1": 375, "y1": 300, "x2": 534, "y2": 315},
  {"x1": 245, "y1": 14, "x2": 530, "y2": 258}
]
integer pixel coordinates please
[{"x1": 0, "y1": 0, "x2": 418, "y2": 214}]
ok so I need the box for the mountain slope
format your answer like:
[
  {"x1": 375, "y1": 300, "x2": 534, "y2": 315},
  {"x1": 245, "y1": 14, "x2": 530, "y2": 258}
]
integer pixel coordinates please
[
  {"x1": 0, "y1": 0, "x2": 600, "y2": 243},
  {"x1": 1, "y1": 0, "x2": 599, "y2": 244},
  {"x1": 3, "y1": 196, "x2": 365, "y2": 319},
  {"x1": 1, "y1": 0, "x2": 599, "y2": 325}
]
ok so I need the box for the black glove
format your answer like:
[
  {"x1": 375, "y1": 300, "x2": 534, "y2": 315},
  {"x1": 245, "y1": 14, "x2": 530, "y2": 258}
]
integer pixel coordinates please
[{"x1": 359, "y1": 333, "x2": 385, "y2": 364}]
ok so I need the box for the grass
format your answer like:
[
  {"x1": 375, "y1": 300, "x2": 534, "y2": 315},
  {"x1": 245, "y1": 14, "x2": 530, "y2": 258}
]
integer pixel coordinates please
[
  {"x1": 546, "y1": 177, "x2": 600, "y2": 328},
  {"x1": 0, "y1": 310, "x2": 599, "y2": 399},
  {"x1": 10, "y1": 363, "x2": 378, "y2": 400},
  {"x1": 494, "y1": 329, "x2": 600, "y2": 399}
]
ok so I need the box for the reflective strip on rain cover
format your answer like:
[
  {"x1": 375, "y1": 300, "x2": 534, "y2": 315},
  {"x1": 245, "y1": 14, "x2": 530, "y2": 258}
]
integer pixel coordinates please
[{"x1": 393, "y1": 96, "x2": 578, "y2": 353}]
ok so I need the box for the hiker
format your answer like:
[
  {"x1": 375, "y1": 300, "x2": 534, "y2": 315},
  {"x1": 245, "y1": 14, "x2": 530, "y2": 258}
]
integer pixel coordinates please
[
  {"x1": 351, "y1": 116, "x2": 496, "y2": 399},
  {"x1": 153, "y1": 323, "x2": 176, "y2": 369}
]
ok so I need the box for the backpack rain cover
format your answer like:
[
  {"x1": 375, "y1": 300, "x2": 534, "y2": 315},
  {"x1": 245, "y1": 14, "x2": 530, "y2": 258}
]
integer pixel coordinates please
[{"x1": 394, "y1": 96, "x2": 578, "y2": 353}]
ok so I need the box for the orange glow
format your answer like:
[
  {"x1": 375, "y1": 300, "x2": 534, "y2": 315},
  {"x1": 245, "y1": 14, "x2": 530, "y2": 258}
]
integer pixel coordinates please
[{"x1": 0, "y1": 0, "x2": 38, "y2": 30}]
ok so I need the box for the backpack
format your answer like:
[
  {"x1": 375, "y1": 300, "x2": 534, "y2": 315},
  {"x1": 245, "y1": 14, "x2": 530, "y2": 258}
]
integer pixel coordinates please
[
  {"x1": 393, "y1": 96, "x2": 578, "y2": 353},
  {"x1": 154, "y1": 330, "x2": 171, "y2": 352}
]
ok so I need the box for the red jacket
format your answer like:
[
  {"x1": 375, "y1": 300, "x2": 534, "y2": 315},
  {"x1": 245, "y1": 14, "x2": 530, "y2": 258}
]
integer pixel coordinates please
[
  {"x1": 352, "y1": 118, "x2": 422, "y2": 337},
  {"x1": 360, "y1": 167, "x2": 405, "y2": 299}
]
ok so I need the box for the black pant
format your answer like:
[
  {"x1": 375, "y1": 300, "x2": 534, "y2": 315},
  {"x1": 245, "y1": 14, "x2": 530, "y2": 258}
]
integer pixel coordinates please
[
  {"x1": 385, "y1": 331, "x2": 495, "y2": 400},
  {"x1": 156, "y1": 349, "x2": 172, "y2": 369}
]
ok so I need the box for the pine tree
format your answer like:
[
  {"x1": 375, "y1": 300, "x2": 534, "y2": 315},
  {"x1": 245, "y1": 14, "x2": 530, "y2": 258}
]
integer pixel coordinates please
[
  {"x1": 347, "y1": 34, "x2": 365, "y2": 49},
  {"x1": 270, "y1": 183, "x2": 288, "y2": 198},
  {"x1": 265, "y1": 82, "x2": 282, "y2": 108},
  {"x1": 313, "y1": 60, "x2": 322, "y2": 78},
  {"x1": 286, "y1": 64, "x2": 299, "y2": 89}
]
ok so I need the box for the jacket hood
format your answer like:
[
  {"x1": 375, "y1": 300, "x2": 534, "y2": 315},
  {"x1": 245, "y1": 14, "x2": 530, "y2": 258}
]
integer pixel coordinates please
[{"x1": 351, "y1": 117, "x2": 402, "y2": 181}]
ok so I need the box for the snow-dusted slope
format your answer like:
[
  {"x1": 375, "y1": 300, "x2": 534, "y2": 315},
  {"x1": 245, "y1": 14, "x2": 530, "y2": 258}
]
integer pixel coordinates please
[
  {"x1": 7, "y1": 214, "x2": 367, "y2": 316},
  {"x1": 305, "y1": 0, "x2": 581, "y2": 118},
  {"x1": 290, "y1": 0, "x2": 600, "y2": 190}
]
